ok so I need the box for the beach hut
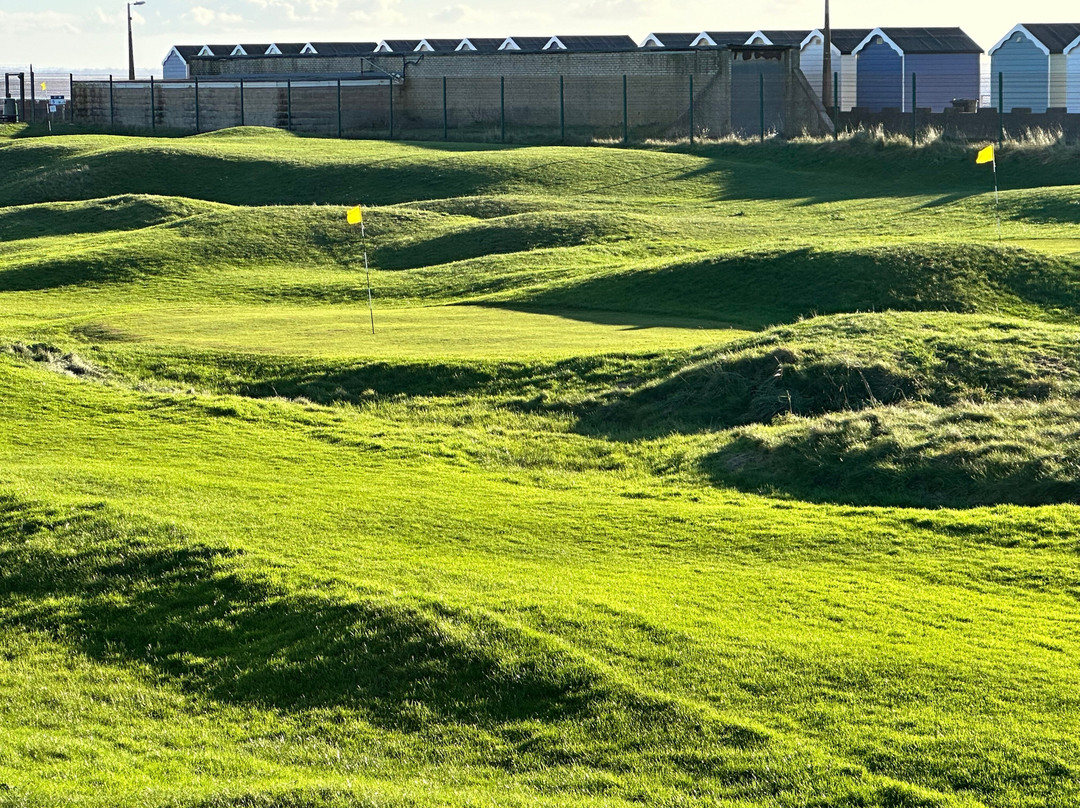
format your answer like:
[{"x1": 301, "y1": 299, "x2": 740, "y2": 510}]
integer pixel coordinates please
[
  {"x1": 1067, "y1": 33, "x2": 1080, "y2": 112},
  {"x1": 800, "y1": 28, "x2": 870, "y2": 110},
  {"x1": 989, "y1": 24, "x2": 1080, "y2": 111},
  {"x1": 853, "y1": 27, "x2": 982, "y2": 112}
]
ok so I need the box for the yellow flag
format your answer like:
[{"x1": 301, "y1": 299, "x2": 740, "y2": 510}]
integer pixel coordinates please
[
  {"x1": 40, "y1": 81, "x2": 46, "y2": 93},
  {"x1": 346, "y1": 205, "x2": 363, "y2": 225},
  {"x1": 976, "y1": 145, "x2": 995, "y2": 164}
]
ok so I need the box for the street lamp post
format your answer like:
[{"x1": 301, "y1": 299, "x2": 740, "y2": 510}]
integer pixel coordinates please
[{"x1": 127, "y1": 1, "x2": 145, "y2": 81}]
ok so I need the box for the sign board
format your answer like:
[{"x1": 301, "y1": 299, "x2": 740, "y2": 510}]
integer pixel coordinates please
[{"x1": 48, "y1": 95, "x2": 65, "y2": 113}]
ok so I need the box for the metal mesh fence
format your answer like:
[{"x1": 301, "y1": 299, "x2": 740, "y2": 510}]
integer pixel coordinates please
[
  {"x1": 1, "y1": 67, "x2": 115, "y2": 124},
  {"x1": 52, "y1": 62, "x2": 1080, "y2": 145}
]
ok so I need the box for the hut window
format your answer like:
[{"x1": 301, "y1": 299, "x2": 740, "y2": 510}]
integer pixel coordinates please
[{"x1": 873, "y1": 36, "x2": 883, "y2": 45}]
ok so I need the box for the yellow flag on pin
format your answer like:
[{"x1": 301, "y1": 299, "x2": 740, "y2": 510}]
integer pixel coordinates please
[
  {"x1": 975, "y1": 144, "x2": 994, "y2": 164},
  {"x1": 346, "y1": 205, "x2": 363, "y2": 225}
]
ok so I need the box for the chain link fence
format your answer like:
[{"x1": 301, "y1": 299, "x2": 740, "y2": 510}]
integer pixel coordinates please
[{"x1": 1, "y1": 67, "x2": 116, "y2": 125}]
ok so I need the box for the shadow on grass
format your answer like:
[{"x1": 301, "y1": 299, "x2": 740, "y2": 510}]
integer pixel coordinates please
[
  {"x1": 373, "y1": 212, "x2": 630, "y2": 271},
  {"x1": 114, "y1": 350, "x2": 681, "y2": 412},
  {"x1": 0, "y1": 195, "x2": 188, "y2": 241},
  {"x1": 498, "y1": 243, "x2": 1080, "y2": 331},
  {"x1": 0, "y1": 494, "x2": 782, "y2": 782},
  {"x1": 0, "y1": 502, "x2": 594, "y2": 727}
]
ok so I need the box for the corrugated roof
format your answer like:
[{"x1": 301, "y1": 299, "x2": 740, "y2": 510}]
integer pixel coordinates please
[
  {"x1": 457, "y1": 38, "x2": 505, "y2": 52},
  {"x1": 877, "y1": 27, "x2": 982, "y2": 54},
  {"x1": 752, "y1": 30, "x2": 810, "y2": 46},
  {"x1": 417, "y1": 38, "x2": 460, "y2": 52},
  {"x1": 171, "y1": 46, "x2": 204, "y2": 59},
  {"x1": 1019, "y1": 23, "x2": 1080, "y2": 52},
  {"x1": 697, "y1": 32, "x2": 756, "y2": 47},
  {"x1": 271, "y1": 43, "x2": 308, "y2": 55},
  {"x1": 826, "y1": 29, "x2": 874, "y2": 54},
  {"x1": 306, "y1": 42, "x2": 377, "y2": 55},
  {"x1": 640, "y1": 33, "x2": 699, "y2": 49},
  {"x1": 502, "y1": 37, "x2": 551, "y2": 51},
  {"x1": 547, "y1": 35, "x2": 637, "y2": 51},
  {"x1": 377, "y1": 40, "x2": 421, "y2": 52}
]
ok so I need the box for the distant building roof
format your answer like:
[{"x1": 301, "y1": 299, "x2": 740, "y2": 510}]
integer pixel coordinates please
[
  {"x1": 416, "y1": 38, "x2": 460, "y2": 52},
  {"x1": 802, "y1": 28, "x2": 873, "y2": 54},
  {"x1": 268, "y1": 43, "x2": 308, "y2": 55},
  {"x1": 499, "y1": 36, "x2": 551, "y2": 51},
  {"x1": 748, "y1": 30, "x2": 810, "y2": 46},
  {"x1": 990, "y1": 23, "x2": 1080, "y2": 55},
  {"x1": 639, "y1": 33, "x2": 699, "y2": 49},
  {"x1": 857, "y1": 27, "x2": 983, "y2": 55},
  {"x1": 544, "y1": 35, "x2": 637, "y2": 51},
  {"x1": 169, "y1": 45, "x2": 204, "y2": 61},
  {"x1": 233, "y1": 44, "x2": 271, "y2": 56},
  {"x1": 691, "y1": 32, "x2": 756, "y2": 47},
  {"x1": 305, "y1": 42, "x2": 377, "y2": 56},
  {"x1": 199, "y1": 45, "x2": 238, "y2": 57},
  {"x1": 374, "y1": 40, "x2": 421, "y2": 53},
  {"x1": 457, "y1": 38, "x2": 505, "y2": 52}
]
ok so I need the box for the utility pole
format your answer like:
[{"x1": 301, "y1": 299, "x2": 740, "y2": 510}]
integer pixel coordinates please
[
  {"x1": 822, "y1": 0, "x2": 833, "y2": 110},
  {"x1": 127, "y1": 1, "x2": 145, "y2": 81}
]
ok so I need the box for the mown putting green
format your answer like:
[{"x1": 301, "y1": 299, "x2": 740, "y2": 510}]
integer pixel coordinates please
[{"x1": 0, "y1": 126, "x2": 1078, "y2": 808}]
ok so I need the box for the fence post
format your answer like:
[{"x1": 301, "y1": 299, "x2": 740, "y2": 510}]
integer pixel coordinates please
[
  {"x1": 388, "y1": 79, "x2": 394, "y2": 139},
  {"x1": 194, "y1": 76, "x2": 200, "y2": 133},
  {"x1": 689, "y1": 73, "x2": 694, "y2": 145},
  {"x1": 500, "y1": 76, "x2": 505, "y2": 143},
  {"x1": 911, "y1": 72, "x2": 917, "y2": 146},
  {"x1": 70, "y1": 73, "x2": 74, "y2": 123},
  {"x1": 109, "y1": 74, "x2": 114, "y2": 128},
  {"x1": 240, "y1": 78, "x2": 245, "y2": 127},
  {"x1": 833, "y1": 71, "x2": 839, "y2": 140},
  {"x1": 337, "y1": 78, "x2": 342, "y2": 138},
  {"x1": 29, "y1": 65, "x2": 35, "y2": 124},
  {"x1": 443, "y1": 76, "x2": 448, "y2": 140},
  {"x1": 998, "y1": 71, "x2": 1004, "y2": 147},
  {"x1": 759, "y1": 73, "x2": 764, "y2": 143},
  {"x1": 622, "y1": 75, "x2": 629, "y2": 145},
  {"x1": 286, "y1": 79, "x2": 292, "y2": 131},
  {"x1": 559, "y1": 76, "x2": 565, "y2": 143},
  {"x1": 150, "y1": 75, "x2": 155, "y2": 131}
]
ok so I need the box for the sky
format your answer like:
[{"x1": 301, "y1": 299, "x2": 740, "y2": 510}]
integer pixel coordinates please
[{"x1": 2, "y1": 0, "x2": 1079, "y2": 72}]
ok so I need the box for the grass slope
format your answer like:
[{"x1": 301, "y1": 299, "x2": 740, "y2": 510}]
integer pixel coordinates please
[{"x1": 1, "y1": 127, "x2": 1079, "y2": 807}]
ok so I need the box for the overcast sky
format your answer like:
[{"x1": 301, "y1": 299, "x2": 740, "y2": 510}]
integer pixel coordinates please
[{"x1": 2, "y1": 0, "x2": 1078, "y2": 71}]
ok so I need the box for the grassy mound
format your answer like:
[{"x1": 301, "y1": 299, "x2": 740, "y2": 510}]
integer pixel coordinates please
[
  {"x1": 707, "y1": 399, "x2": 1080, "y2": 507},
  {"x1": 513, "y1": 244, "x2": 1080, "y2": 327},
  {"x1": 578, "y1": 311, "x2": 1080, "y2": 437},
  {"x1": 4, "y1": 130, "x2": 1080, "y2": 807}
]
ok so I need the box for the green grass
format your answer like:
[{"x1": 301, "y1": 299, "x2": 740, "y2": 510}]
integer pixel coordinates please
[{"x1": 1, "y1": 127, "x2": 1079, "y2": 808}]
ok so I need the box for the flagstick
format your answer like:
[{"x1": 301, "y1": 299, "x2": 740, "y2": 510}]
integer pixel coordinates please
[
  {"x1": 993, "y1": 158, "x2": 1000, "y2": 243},
  {"x1": 361, "y1": 218, "x2": 374, "y2": 335}
]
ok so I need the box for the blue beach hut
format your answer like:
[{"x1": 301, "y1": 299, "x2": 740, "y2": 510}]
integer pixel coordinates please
[
  {"x1": 989, "y1": 24, "x2": 1080, "y2": 112},
  {"x1": 853, "y1": 27, "x2": 982, "y2": 112}
]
